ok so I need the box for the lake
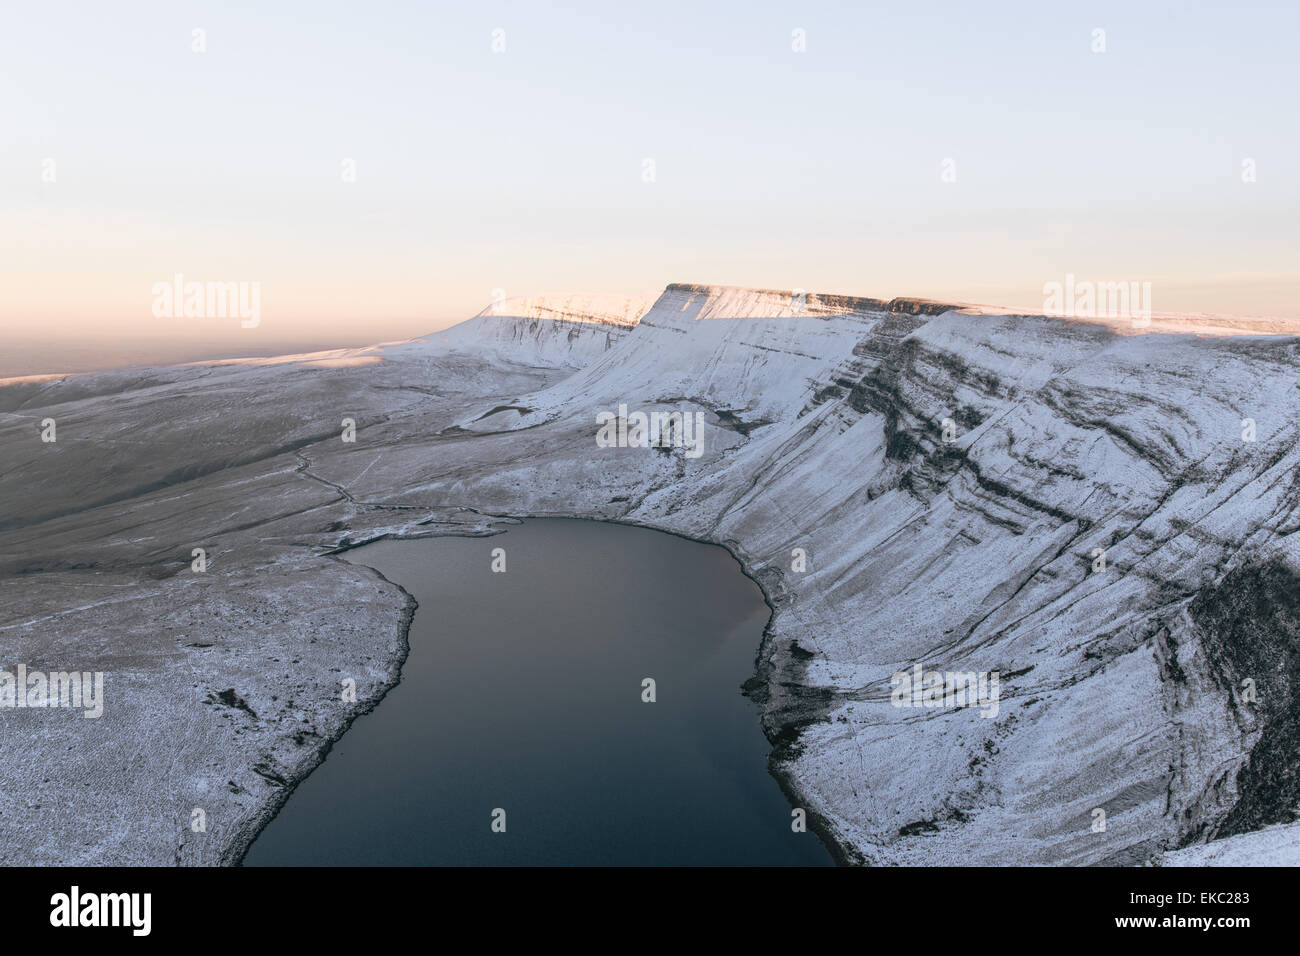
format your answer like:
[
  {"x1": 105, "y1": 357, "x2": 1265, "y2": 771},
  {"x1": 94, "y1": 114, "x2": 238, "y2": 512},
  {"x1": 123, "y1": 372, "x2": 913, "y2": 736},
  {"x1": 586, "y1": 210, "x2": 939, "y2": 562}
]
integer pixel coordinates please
[{"x1": 243, "y1": 517, "x2": 832, "y2": 865}]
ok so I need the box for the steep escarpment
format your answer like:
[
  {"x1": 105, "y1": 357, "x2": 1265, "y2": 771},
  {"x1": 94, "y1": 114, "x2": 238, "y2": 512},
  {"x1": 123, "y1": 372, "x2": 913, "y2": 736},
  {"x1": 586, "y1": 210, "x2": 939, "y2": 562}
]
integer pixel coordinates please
[
  {"x1": 1190, "y1": 557, "x2": 1300, "y2": 839},
  {"x1": 1, "y1": 281, "x2": 1297, "y2": 865},
  {"x1": 365, "y1": 285, "x2": 1300, "y2": 865}
]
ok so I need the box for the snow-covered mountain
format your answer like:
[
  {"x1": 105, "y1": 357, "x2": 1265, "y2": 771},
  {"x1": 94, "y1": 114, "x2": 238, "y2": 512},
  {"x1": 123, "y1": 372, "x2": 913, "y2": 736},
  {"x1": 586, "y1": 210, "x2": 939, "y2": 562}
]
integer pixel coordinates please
[
  {"x1": 410, "y1": 292, "x2": 655, "y2": 370},
  {"x1": 2, "y1": 283, "x2": 1297, "y2": 865}
]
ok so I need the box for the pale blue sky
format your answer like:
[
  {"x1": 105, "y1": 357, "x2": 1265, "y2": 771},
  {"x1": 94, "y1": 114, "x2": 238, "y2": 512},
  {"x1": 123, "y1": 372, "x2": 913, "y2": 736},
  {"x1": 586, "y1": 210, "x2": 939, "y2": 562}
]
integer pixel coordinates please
[{"x1": 2, "y1": 0, "x2": 1297, "y2": 362}]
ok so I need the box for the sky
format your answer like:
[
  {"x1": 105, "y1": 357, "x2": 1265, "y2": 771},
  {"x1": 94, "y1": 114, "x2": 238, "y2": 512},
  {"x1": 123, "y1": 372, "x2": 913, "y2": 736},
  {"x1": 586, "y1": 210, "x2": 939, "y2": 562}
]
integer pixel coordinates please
[{"x1": 2, "y1": 0, "x2": 1298, "y2": 372}]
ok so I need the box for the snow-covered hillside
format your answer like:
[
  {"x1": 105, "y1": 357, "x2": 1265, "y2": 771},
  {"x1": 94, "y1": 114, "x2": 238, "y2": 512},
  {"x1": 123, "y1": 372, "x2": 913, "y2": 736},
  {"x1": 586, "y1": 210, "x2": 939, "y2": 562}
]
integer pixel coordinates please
[
  {"x1": 404, "y1": 292, "x2": 656, "y2": 370},
  {"x1": 1158, "y1": 820, "x2": 1300, "y2": 866},
  {"x1": 2, "y1": 283, "x2": 1297, "y2": 866}
]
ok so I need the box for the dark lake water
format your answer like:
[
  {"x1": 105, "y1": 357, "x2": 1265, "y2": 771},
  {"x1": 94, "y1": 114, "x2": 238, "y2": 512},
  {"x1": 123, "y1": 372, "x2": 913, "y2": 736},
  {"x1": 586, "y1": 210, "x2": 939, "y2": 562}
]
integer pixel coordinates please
[{"x1": 243, "y1": 518, "x2": 832, "y2": 866}]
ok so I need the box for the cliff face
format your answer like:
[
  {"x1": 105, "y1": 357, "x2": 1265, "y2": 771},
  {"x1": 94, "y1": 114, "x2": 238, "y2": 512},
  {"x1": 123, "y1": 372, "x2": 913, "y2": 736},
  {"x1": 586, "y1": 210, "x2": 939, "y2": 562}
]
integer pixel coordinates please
[
  {"x1": 2, "y1": 283, "x2": 1297, "y2": 865},
  {"x1": 376, "y1": 285, "x2": 1300, "y2": 863}
]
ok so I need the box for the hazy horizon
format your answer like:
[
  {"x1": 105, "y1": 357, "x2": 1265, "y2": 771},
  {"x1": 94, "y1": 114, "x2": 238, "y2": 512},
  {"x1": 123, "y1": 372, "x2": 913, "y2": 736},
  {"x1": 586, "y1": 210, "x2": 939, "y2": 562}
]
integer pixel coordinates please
[
  {"x1": 7, "y1": 271, "x2": 1300, "y2": 379},
  {"x1": 4, "y1": 0, "x2": 1298, "y2": 376}
]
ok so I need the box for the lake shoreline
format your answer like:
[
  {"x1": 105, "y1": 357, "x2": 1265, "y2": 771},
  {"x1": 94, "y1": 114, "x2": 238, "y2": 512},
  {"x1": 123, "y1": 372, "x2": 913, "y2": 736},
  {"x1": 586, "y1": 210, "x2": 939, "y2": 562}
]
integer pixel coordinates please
[
  {"x1": 227, "y1": 560, "x2": 419, "y2": 866},
  {"x1": 228, "y1": 513, "x2": 849, "y2": 867}
]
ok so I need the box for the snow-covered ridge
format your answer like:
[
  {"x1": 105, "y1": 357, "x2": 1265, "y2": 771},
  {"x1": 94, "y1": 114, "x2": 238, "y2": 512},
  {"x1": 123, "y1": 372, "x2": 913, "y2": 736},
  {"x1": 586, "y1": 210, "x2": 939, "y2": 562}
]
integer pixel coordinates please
[
  {"x1": 661, "y1": 283, "x2": 1300, "y2": 335},
  {"x1": 3, "y1": 281, "x2": 1299, "y2": 866},
  {"x1": 658, "y1": 283, "x2": 960, "y2": 322},
  {"x1": 475, "y1": 292, "x2": 655, "y2": 327},
  {"x1": 397, "y1": 292, "x2": 656, "y2": 371}
]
